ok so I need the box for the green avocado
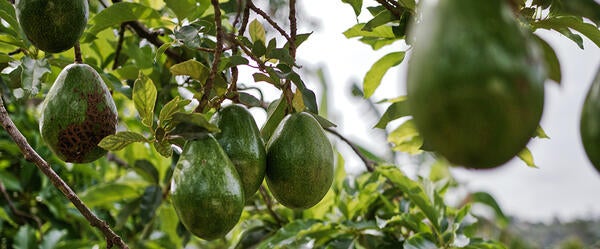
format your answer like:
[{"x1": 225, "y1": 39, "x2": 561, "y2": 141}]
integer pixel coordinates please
[
  {"x1": 406, "y1": 0, "x2": 545, "y2": 168},
  {"x1": 15, "y1": 0, "x2": 88, "y2": 53},
  {"x1": 211, "y1": 104, "x2": 266, "y2": 198},
  {"x1": 580, "y1": 67, "x2": 600, "y2": 173},
  {"x1": 266, "y1": 112, "x2": 333, "y2": 209},
  {"x1": 170, "y1": 134, "x2": 245, "y2": 240},
  {"x1": 39, "y1": 63, "x2": 117, "y2": 163}
]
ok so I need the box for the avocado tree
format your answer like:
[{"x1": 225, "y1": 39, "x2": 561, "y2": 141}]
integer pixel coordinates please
[{"x1": 0, "y1": 0, "x2": 599, "y2": 248}]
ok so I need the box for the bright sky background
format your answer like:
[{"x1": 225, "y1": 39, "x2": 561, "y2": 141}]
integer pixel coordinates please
[{"x1": 285, "y1": 0, "x2": 600, "y2": 222}]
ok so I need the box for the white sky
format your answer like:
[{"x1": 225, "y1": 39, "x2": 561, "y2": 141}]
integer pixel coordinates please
[{"x1": 287, "y1": 0, "x2": 600, "y2": 222}]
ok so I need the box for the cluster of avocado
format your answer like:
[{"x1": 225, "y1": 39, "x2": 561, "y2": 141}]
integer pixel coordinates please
[
  {"x1": 15, "y1": 0, "x2": 118, "y2": 163},
  {"x1": 170, "y1": 105, "x2": 333, "y2": 240},
  {"x1": 407, "y1": 0, "x2": 545, "y2": 169}
]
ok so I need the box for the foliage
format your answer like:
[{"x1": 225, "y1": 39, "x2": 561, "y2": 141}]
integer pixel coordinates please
[{"x1": 0, "y1": 0, "x2": 599, "y2": 248}]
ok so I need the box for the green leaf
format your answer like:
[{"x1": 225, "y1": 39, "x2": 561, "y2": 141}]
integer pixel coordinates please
[
  {"x1": 534, "y1": 35, "x2": 561, "y2": 84},
  {"x1": 518, "y1": 147, "x2": 537, "y2": 168},
  {"x1": 0, "y1": 53, "x2": 14, "y2": 63},
  {"x1": 99, "y1": 131, "x2": 148, "y2": 151},
  {"x1": 363, "y1": 10, "x2": 394, "y2": 32},
  {"x1": 133, "y1": 160, "x2": 160, "y2": 184},
  {"x1": 470, "y1": 192, "x2": 509, "y2": 228},
  {"x1": 534, "y1": 16, "x2": 600, "y2": 48},
  {"x1": 388, "y1": 119, "x2": 423, "y2": 154},
  {"x1": 13, "y1": 225, "x2": 36, "y2": 249},
  {"x1": 404, "y1": 233, "x2": 437, "y2": 249},
  {"x1": 79, "y1": 183, "x2": 141, "y2": 207},
  {"x1": 170, "y1": 59, "x2": 210, "y2": 82},
  {"x1": 140, "y1": 185, "x2": 163, "y2": 223},
  {"x1": 154, "y1": 41, "x2": 173, "y2": 62},
  {"x1": 133, "y1": 73, "x2": 158, "y2": 128},
  {"x1": 535, "y1": 126, "x2": 550, "y2": 139},
  {"x1": 557, "y1": 0, "x2": 600, "y2": 25},
  {"x1": 363, "y1": 52, "x2": 405, "y2": 98},
  {"x1": 377, "y1": 166, "x2": 440, "y2": 231},
  {"x1": 344, "y1": 23, "x2": 396, "y2": 39},
  {"x1": 374, "y1": 97, "x2": 409, "y2": 129},
  {"x1": 165, "y1": 0, "x2": 210, "y2": 21},
  {"x1": 238, "y1": 92, "x2": 262, "y2": 107},
  {"x1": 154, "y1": 140, "x2": 173, "y2": 158},
  {"x1": 284, "y1": 32, "x2": 313, "y2": 50},
  {"x1": 170, "y1": 112, "x2": 220, "y2": 134},
  {"x1": 40, "y1": 230, "x2": 67, "y2": 249},
  {"x1": 341, "y1": 0, "x2": 363, "y2": 16},
  {"x1": 20, "y1": 57, "x2": 51, "y2": 96},
  {"x1": 261, "y1": 97, "x2": 288, "y2": 141},
  {"x1": 249, "y1": 19, "x2": 266, "y2": 44},
  {"x1": 158, "y1": 96, "x2": 191, "y2": 129},
  {"x1": 397, "y1": 0, "x2": 416, "y2": 10},
  {"x1": 253, "y1": 73, "x2": 277, "y2": 85},
  {"x1": 83, "y1": 2, "x2": 161, "y2": 42},
  {"x1": 0, "y1": 207, "x2": 17, "y2": 227}
]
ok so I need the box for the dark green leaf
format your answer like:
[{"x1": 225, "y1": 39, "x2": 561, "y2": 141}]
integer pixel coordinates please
[
  {"x1": 159, "y1": 96, "x2": 191, "y2": 129},
  {"x1": 534, "y1": 35, "x2": 562, "y2": 84},
  {"x1": 470, "y1": 192, "x2": 510, "y2": 228},
  {"x1": 133, "y1": 73, "x2": 158, "y2": 128},
  {"x1": 534, "y1": 16, "x2": 600, "y2": 48},
  {"x1": 363, "y1": 52, "x2": 405, "y2": 98},
  {"x1": 83, "y1": 2, "x2": 162, "y2": 42},
  {"x1": 267, "y1": 48, "x2": 295, "y2": 66},
  {"x1": 557, "y1": 0, "x2": 600, "y2": 25},
  {"x1": 40, "y1": 230, "x2": 67, "y2": 249},
  {"x1": 13, "y1": 225, "x2": 36, "y2": 249},
  {"x1": 140, "y1": 185, "x2": 163, "y2": 223},
  {"x1": 133, "y1": 160, "x2": 160, "y2": 184},
  {"x1": 165, "y1": 0, "x2": 210, "y2": 21},
  {"x1": 252, "y1": 41, "x2": 267, "y2": 57},
  {"x1": 284, "y1": 32, "x2": 313, "y2": 50},
  {"x1": 20, "y1": 57, "x2": 51, "y2": 96},
  {"x1": 374, "y1": 97, "x2": 410, "y2": 129},
  {"x1": 363, "y1": 10, "x2": 394, "y2": 32},
  {"x1": 170, "y1": 113, "x2": 220, "y2": 139},
  {"x1": 404, "y1": 233, "x2": 437, "y2": 249},
  {"x1": 261, "y1": 97, "x2": 288, "y2": 141},
  {"x1": 174, "y1": 25, "x2": 201, "y2": 49},
  {"x1": 253, "y1": 73, "x2": 277, "y2": 85},
  {"x1": 99, "y1": 131, "x2": 148, "y2": 151},
  {"x1": 238, "y1": 92, "x2": 262, "y2": 107}
]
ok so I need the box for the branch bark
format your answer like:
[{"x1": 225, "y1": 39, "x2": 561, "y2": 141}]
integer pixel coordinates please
[{"x1": 0, "y1": 96, "x2": 129, "y2": 249}]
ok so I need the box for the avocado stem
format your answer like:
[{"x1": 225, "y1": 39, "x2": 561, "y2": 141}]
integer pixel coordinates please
[{"x1": 74, "y1": 42, "x2": 83, "y2": 64}]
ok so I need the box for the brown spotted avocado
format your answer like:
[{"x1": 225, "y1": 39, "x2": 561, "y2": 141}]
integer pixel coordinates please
[{"x1": 39, "y1": 63, "x2": 117, "y2": 163}]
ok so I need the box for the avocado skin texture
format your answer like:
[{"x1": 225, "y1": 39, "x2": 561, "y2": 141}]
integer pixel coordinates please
[
  {"x1": 170, "y1": 135, "x2": 245, "y2": 240},
  {"x1": 266, "y1": 112, "x2": 333, "y2": 209},
  {"x1": 15, "y1": 0, "x2": 88, "y2": 53},
  {"x1": 581, "y1": 67, "x2": 600, "y2": 173},
  {"x1": 39, "y1": 64, "x2": 117, "y2": 163},
  {"x1": 407, "y1": 0, "x2": 545, "y2": 168},
  {"x1": 212, "y1": 105, "x2": 266, "y2": 198}
]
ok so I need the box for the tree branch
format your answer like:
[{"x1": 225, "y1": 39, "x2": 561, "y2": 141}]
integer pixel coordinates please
[
  {"x1": 325, "y1": 127, "x2": 376, "y2": 172},
  {"x1": 375, "y1": 0, "x2": 403, "y2": 17},
  {"x1": 112, "y1": 23, "x2": 126, "y2": 70},
  {"x1": 259, "y1": 185, "x2": 284, "y2": 227},
  {"x1": 0, "y1": 96, "x2": 129, "y2": 249},
  {"x1": 246, "y1": 0, "x2": 293, "y2": 44}
]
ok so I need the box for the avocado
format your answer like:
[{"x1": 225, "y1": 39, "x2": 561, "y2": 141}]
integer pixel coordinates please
[
  {"x1": 580, "y1": 67, "x2": 600, "y2": 173},
  {"x1": 406, "y1": 0, "x2": 545, "y2": 168},
  {"x1": 39, "y1": 63, "x2": 117, "y2": 163},
  {"x1": 265, "y1": 112, "x2": 333, "y2": 209},
  {"x1": 170, "y1": 134, "x2": 245, "y2": 240},
  {"x1": 211, "y1": 104, "x2": 266, "y2": 198},
  {"x1": 15, "y1": 0, "x2": 88, "y2": 53}
]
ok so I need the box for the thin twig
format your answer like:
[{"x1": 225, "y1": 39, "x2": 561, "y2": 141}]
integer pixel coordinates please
[
  {"x1": 74, "y1": 42, "x2": 83, "y2": 64},
  {"x1": 259, "y1": 185, "x2": 284, "y2": 227},
  {"x1": 195, "y1": 0, "x2": 225, "y2": 112},
  {"x1": 8, "y1": 48, "x2": 24, "y2": 56},
  {"x1": 325, "y1": 127, "x2": 376, "y2": 172},
  {"x1": 0, "y1": 97, "x2": 129, "y2": 248},
  {"x1": 246, "y1": 0, "x2": 293, "y2": 43},
  {"x1": 228, "y1": 36, "x2": 267, "y2": 71},
  {"x1": 289, "y1": 0, "x2": 297, "y2": 58},
  {"x1": 0, "y1": 181, "x2": 43, "y2": 233},
  {"x1": 112, "y1": 23, "x2": 126, "y2": 70}
]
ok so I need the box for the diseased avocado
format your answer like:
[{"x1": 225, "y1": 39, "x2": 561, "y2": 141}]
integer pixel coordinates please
[
  {"x1": 406, "y1": 0, "x2": 545, "y2": 168},
  {"x1": 39, "y1": 63, "x2": 117, "y2": 163},
  {"x1": 581, "y1": 67, "x2": 600, "y2": 173},
  {"x1": 15, "y1": 0, "x2": 88, "y2": 53},
  {"x1": 266, "y1": 112, "x2": 333, "y2": 209},
  {"x1": 211, "y1": 104, "x2": 266, "y2": 199},
  {"x1": 170, "y1": 134, "x2": 245, "y2": 240}
]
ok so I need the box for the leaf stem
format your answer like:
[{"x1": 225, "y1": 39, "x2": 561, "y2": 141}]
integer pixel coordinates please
[
  {"x1": 246, "y1": 0, "x2": 293, "y2": 44},
  {"x1": 0, "y1": 96, "x2": 129, "y2": 249},
  {"x1": 325, "y1": 127, "x2": 376, "y2": 172}
]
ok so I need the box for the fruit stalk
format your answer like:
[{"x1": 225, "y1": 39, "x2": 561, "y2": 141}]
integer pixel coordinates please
[{"x1": 0, "y1": 97, "x2": 129, "y2": 248}]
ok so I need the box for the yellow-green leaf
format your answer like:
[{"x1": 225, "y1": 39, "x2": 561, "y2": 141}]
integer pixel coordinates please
[
  {"x1": 133, "y1": 73, "x2": 157, "y2": 128},
  {"x1": 363, "y1": 52, "x2": 405, "y2": 98}
]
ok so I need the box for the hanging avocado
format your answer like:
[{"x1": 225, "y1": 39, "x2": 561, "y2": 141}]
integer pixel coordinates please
[
  {"x1": 39, "y1": 63, "x2": 117, "y2": 163},
  {"x1": 170, "y1": 134, "x2": 245, "y2": 240},
  {"x1": 407, "y1": 0, "x2": 546, "y2": 168},
  {"x1": 15, "y1": 0, "x2": 88, "y2": 53},
  {"x1": 580, "y1": 67, "x2": 600, "y2": 173},
  {"x1": 266, "y1": 112, "x2": 333, "y2": 209},
  {"x1": 211, "y1": 104, "x2": 266, "y2": 199}
]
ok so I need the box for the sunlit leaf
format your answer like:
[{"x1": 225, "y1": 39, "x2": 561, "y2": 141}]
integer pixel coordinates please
[
  {"x1": 249, "y1": 19, "x2": 266, "y2": 44},
  {"x1": 363, "y1": 52, "x2": 405, "y2": 98},
  {"x1": 99, "y1": 131, "x2": 148, "y2": 151},
  {"x1": 170, "y1": 59, "x2": 210, "y2": 82},
  {"x1": 79, "y1": 183, "x2": 141, "y2": 207},
  {"x1": 517, "y1": 147, "x2": 537, "y2": 168},
  {"x1": 133, "y1": 73, "x2": 158, "y2": 128},
  {"x1": 342, "y1": 0, "x2": 363, "y2": 16},
  {"x1": 374, "y1": 97, "x2": 410, "y2": 129},
  {"x1": 388, "y1": 119, "x2": 423, "y2": 155},
  {"x1": 83, "y1": 2, "x2": 161, "y2": 42}
]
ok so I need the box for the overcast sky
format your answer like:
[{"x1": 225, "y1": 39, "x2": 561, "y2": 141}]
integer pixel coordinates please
[{"x1": 287, "y1": 0, "x2": 600, "y2": 222}]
